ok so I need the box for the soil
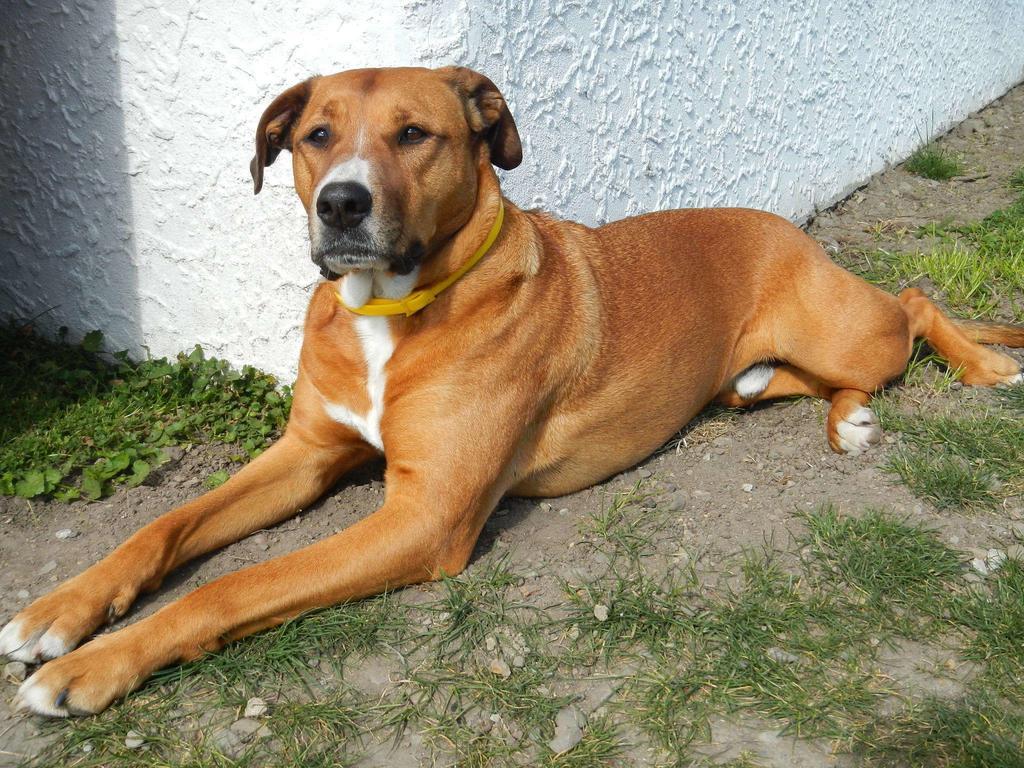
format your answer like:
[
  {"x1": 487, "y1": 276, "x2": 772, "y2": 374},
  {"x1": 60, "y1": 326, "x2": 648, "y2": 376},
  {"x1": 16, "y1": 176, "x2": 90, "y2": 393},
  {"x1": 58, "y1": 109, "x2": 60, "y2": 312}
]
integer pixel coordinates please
[{"x1": 2, "y1": 82, "x2": 1024, "y2": 766}]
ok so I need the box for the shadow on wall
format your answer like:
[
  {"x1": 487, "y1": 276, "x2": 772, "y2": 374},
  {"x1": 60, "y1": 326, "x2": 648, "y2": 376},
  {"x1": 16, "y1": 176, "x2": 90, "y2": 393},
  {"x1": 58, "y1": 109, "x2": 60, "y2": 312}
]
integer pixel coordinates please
[{"x1": 0, "y1": 2, "x2": 140, "y2": 353}]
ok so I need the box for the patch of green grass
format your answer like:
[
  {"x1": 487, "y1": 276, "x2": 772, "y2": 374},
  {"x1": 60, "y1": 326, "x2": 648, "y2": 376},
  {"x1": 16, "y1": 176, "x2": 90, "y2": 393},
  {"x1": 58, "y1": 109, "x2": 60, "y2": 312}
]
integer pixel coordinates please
[
  {"x1": 1009, "y1": 166, "x2": 1024, "y2": 192},
  {"x1": 799, "y1": 506, "x2": 963, "y2": 627},
  {"x1": 267, "y1": 694, "x2": 366, "y2": 766},
  {"x1": 29, "y1": 685, "x2": 199, "y2": 768},
  {"x1": 627, "y1": 552, "x2": 886, "y2": 759},
  {"x1": 565, "y1": 562, "x2": 700, "y2": 662},
  {"x1": 0, "y1": 323, "x2": 291, "y2": 501},
  {"x1": 852, "y1": 692, "x2": 1024, "y2": 768},
  {"x1": 583, "y1": 482, "x2": 661, "y2": 562},
  {"x1": 404, "y1": 662, "x2": 573, "y2": 765},
  {"x1": 950, "y1": 558, "x2": 1024, "y2": 684},
  {"x1": 905, "y1": 144, "x2": 964, "y2": 180},
  {"x1": 901, "y1": 339, "x2": 965, "y2": 390},
  {"x1": 151, "y1": 593, "x2": 402, "y2": 692},
  {"x1": 422, "y1": 558, "x2": 528, "y2": 661},
  {"x1": 880, "y1": 405, "x2": 1024, "y2": 510},
  {"x1": 853, "y1": 189, "x2": 1024, "y2": 322},
  {"x1": 543, "y1": 715, "x2": 623, "y2": 767}
]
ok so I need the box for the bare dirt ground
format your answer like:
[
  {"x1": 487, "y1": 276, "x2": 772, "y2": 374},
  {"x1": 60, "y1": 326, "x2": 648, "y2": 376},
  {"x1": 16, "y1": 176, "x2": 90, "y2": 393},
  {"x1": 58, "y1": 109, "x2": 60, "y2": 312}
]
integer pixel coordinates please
[{"x1": 2, "y1": 82, "x2": 1023, "y2": 767}]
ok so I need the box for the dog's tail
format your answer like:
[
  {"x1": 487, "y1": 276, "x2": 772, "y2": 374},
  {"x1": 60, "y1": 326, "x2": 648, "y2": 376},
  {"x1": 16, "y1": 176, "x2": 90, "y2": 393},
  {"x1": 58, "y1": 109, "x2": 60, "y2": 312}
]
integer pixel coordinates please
[{"x1": 954, "y1": 319, "x2": 1024, "y2": 348}]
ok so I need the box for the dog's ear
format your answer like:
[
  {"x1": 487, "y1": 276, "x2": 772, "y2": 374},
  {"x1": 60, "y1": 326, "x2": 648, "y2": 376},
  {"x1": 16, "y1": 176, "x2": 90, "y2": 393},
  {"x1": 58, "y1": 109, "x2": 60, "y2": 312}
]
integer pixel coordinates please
[
  {"x1": 250, "y1": 79, "x2": 313, "y2": 194},
  {"x1": 440, "y1": 66, "x2": 522, "y2": 171}
]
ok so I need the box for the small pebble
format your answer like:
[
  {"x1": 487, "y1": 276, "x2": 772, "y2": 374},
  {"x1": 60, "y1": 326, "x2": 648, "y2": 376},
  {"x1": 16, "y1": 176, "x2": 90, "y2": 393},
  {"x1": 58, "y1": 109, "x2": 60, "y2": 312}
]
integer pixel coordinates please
[
  {"x1": 593, "y1": 603, "x2": 609, "y2": 622},
  {"x1": 1005, "y1": 544, "x2": 1024, "y2": 561},
  {"x1": 4, "y1": 661, "x2": 27, "y2": 683},
  {"x1": 548, "y1": 705, "x2": 586, "y2": 754},
  {"x1": 81, "y1": 742, "x2": 93, "y2": 753},
  {"x1": 485, "y1": 636, "x2": 497, "y2": 652},
  {"x1": 970, "y1": 557, "x2": 990, "y2": 577},
  {"x1": 16, "y1": 589, "x2": 29, "y2": 600},
  {"x1": 244, "y1": 697, "x2": 268, "y2": 718},
  {"x1": 637, "y1": 469, "x2": 653, "y2": 479},
  {"x1": 38, "y1": 561, "x2": 57, "y2": 575},
  {"x1": 124, "y1": 730, "x2": 145, "y2": 749},
  {"x1": 489, "y1": 658, "x2": 511, "y2": 679},
  {"x1": 663, "y1": 491, "x2": 687, "y2": 512},
  {"x1": 766, "y1": 647, "x2": 800, "y2": 664},
  {"x1": 512, "y1": 654, "x2": 526, "y2": 668},
  {"x1": 741, "y1": 483, "x2": 754, "y2": 493},
  {"x1": 987, "y1": 549, "x2": 1007, "y2": 572},
  {"x1": 55, "y1": 529, "x2": 78, "y2": 540},
  {"x1": 230, "y1": 717, "x2": 272, "y2": 742}
]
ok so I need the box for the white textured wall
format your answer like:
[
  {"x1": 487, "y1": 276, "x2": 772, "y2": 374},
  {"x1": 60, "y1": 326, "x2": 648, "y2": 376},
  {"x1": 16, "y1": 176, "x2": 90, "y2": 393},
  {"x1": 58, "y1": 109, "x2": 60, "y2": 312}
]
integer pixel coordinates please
[{"x1": 2, "y1": 1, "x2": 1023, "y2": 382}]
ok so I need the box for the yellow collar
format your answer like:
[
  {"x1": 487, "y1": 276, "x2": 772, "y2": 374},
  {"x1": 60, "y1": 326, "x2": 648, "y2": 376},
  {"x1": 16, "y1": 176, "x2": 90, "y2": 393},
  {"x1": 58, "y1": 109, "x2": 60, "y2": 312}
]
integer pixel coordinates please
[{"x1": 337, "y1": 200, "x2": 505, "y2": 317}]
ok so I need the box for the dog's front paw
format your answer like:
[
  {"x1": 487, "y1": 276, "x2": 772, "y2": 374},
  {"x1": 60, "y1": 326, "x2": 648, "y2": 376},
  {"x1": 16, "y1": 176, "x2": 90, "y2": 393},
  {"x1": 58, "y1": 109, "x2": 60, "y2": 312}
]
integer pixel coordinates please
[
  {"x1": 0, "y1": 579, "x2": 132, "y2": 664},
  {"x1": 830, "y1": 406, "x2": 882, "y2": 455},
  {"x1": 13, "y1": 633, "x2": 143, "y2": 717}
]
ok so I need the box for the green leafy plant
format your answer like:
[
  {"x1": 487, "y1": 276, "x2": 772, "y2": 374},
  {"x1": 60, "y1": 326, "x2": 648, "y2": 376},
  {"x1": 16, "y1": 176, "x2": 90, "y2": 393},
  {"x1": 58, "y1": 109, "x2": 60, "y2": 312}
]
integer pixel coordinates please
[{"x1": 0, "y1": 323, "x2": 291, "y2": 501}]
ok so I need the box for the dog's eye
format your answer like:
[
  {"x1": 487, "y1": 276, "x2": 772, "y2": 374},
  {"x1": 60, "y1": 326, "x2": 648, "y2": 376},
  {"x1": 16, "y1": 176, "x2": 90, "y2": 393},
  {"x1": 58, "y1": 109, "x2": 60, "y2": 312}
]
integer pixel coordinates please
[
  {"x1": 306, "y1": 127, "x2": 330, "y2": 147},
  {"x1": 399, "y1": 125, "x2": 428, "y2": 145}
]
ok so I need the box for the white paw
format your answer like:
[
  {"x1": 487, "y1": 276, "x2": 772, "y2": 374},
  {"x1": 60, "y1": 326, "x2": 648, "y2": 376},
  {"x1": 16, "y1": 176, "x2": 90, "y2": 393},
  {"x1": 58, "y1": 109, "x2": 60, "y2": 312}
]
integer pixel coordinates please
[
  {"x1": 0, "y1": 618, "x2": 70, "y2": 663},
  {"x1": 14, "y1": 673, "x2": 70, "y2": 718},
  {"x1": 998, "y1": 371, "x2": 1023, "y2": 387},
  {"x1": 834, "y1": 406, "x2": 882, "y2": 454}
]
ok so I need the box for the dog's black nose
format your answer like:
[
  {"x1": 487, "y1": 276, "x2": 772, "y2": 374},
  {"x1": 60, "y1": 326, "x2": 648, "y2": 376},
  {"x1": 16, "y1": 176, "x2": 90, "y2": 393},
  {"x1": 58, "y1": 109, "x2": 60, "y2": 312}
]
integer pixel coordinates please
[{"x1": 316, "y1": 182, "x2": 372, "y2": 229}]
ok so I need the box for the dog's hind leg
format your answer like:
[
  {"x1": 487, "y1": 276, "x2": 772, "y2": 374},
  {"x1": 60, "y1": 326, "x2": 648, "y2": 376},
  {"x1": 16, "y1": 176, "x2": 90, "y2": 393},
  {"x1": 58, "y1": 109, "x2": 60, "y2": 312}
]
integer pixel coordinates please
[
  {"x1": 717, "y1": 363, "x2": 830, "y2": 407},
  {"x1": 898, "y1": 288, "x2": 1023, "y2": 386},
  {"x1": 718, "y1": 365, "x2": 882, "y2": 454}
]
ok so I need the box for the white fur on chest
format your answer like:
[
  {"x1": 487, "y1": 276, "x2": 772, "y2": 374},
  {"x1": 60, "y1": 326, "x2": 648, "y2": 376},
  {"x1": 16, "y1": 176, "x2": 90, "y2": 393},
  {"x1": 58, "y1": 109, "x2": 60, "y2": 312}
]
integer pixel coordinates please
[{"x1": 321, "y1": 315, "x2": 393, "y2": 451}]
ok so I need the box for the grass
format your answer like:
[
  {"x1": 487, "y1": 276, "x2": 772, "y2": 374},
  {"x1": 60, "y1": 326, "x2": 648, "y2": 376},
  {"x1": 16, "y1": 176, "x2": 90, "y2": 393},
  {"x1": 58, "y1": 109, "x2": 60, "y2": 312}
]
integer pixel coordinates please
[
  {"x1": 853, "y1": 187, "x2": 1024, "y2": 322},
  {"x1": 1009, "y1": 166, "x2": 1024, "y2": 192},
  {"x1": 16, "y1": 492, "x2": 1024, "y2": 768},
  {"x1": 905, "y1": 143, "x2": 964, "y2": 180},
  {"x1": 799, "y1": 506, "x2": 963, "y2": 626},
  {"x1": 852, "y1": 692, "x2": 1024, "y2": 768},
  {"x1": 0, "y1": 323, "x2": 290, "y2": 501},
  {"x1": 877, "y1": 399, "x2": 1024, "y2": 511}
]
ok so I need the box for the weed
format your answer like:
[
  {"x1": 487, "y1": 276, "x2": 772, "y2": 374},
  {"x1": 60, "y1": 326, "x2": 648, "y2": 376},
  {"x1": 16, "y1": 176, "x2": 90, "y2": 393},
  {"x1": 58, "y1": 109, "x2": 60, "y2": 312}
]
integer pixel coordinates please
[
  {"x1": 628, "y1": 551, "x2": 885, "y2": 759},
  {"x1": 0, "y1": 323, "x2": 290, "y2": 501},
  {"x1": 565, "y1": 562, "x2": 700, "y2": 661},
  {"x1": 905, "y1": 144, "x2": 964, "y2": 180}
]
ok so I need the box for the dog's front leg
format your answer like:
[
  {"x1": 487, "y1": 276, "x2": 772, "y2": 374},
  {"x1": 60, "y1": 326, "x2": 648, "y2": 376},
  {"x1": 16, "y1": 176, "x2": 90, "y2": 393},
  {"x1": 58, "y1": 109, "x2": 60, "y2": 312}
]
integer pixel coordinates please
[
  {"x1": 13, "y1": 466, "x2": 500, "y2": 716},
  {"x1": 0, "y1": 432, "x2": 371, "y2": 666}
]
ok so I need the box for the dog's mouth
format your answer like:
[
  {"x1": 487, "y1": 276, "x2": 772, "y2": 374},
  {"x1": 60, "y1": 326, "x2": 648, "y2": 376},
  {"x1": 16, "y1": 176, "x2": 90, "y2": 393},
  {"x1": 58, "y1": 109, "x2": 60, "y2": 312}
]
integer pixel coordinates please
[{"x1": 312, "y1": 237, "x2": 425, "y2": 280}]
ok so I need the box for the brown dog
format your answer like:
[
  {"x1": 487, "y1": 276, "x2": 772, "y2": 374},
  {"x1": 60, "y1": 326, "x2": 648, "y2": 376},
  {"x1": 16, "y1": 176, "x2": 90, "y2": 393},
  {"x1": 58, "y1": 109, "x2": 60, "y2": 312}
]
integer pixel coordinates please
[{"x1": 4, "y1": 66, "x2": 1023, "y2": 716}]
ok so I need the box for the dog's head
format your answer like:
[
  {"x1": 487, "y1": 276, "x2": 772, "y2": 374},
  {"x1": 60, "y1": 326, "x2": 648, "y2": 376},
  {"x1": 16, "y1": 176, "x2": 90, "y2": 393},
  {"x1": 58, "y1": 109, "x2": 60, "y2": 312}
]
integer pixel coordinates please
[{"x1": 251, "y1": 67, "x2": 521, "y2": 278}]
